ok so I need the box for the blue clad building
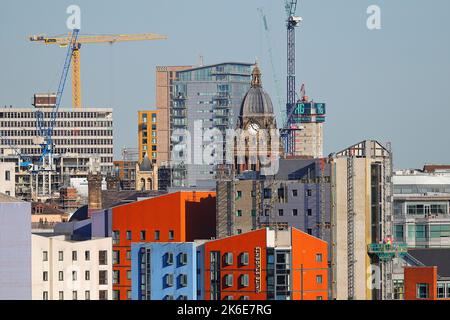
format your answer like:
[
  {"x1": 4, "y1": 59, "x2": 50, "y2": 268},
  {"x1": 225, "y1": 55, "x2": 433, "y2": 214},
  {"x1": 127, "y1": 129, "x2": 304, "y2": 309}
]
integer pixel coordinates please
[{"x1": 131, "y1": 242, "x2": 198, "y2": 300}]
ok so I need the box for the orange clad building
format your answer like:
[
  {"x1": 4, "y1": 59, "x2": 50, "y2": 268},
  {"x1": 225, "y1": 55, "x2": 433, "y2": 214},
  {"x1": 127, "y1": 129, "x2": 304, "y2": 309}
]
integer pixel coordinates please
[
  {"x1": 202, "y1": 227, "x2": 328, "y2": 300},
  {"x1": 109, "y1": 191, "x2": 216, "y2": 300}
]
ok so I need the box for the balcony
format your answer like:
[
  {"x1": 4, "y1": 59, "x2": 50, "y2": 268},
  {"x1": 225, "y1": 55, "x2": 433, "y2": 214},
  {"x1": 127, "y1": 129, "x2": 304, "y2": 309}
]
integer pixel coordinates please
[{"x1": 368, "y1": 243, "x2": 408, "y2": 261}]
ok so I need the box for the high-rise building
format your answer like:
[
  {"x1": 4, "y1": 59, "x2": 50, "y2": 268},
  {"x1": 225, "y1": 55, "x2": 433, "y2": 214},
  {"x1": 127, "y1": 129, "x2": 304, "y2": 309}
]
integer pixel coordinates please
[
  {"x1": 156, "y1": 66, "x2": 193, "y2": 167},
  {"x1": 137, "y1": 110, "x2": 158, "y2": 163},
  {"x1": 288, "y1": 97, "x2": 326, "y2": 158},
  {"x1": 330, "y1": 140, "x2": 394, "y2": 300},
  {"x1": 160, "y1": 62, "x2": 254, "y2": 187}
]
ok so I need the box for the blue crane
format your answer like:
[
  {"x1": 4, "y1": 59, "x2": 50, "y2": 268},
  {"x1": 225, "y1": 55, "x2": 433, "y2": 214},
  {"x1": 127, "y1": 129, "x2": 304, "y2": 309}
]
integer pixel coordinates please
[{"x1": 35, "y1": 29, "x2": 80, "y2": 167}]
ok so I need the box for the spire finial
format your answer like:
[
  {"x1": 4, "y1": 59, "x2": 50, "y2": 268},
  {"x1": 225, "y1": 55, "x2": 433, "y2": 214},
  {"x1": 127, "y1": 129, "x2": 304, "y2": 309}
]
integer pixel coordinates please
[{"x1": 251, "y1": 63, "x2": 262, "y2": 88}]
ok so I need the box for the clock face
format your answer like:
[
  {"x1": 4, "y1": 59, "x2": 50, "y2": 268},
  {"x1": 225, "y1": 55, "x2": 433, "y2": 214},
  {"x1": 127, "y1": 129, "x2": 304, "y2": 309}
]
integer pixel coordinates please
[{"x1": 248, "y1": 122, "x2": 260, "y2": 135}]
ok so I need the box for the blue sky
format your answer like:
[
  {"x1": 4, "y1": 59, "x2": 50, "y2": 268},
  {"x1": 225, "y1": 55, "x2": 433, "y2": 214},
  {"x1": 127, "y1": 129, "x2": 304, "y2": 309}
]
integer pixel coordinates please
[{"x1": 1, "y1": 0, "x2": 449, "y2": 169}]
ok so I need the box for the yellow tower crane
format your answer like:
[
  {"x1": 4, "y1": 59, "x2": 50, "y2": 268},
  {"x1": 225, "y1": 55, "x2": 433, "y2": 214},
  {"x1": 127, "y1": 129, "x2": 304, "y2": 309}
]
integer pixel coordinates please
[{"x1": 29, "y1": 33, "x2": 168, "y2": 109}]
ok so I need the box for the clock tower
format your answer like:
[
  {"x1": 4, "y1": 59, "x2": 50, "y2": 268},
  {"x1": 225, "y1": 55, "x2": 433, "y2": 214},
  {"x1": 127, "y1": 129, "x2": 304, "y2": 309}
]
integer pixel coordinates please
[{"x1": 234, "y1": 65, "x2": 280, "y2": 174}]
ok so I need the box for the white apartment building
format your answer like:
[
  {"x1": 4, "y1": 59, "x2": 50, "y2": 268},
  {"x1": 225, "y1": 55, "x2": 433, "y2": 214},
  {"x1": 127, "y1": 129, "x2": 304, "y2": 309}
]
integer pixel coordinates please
[
  {"x1": 0, "y1": 162, "x2": 15, "y2": 197},
  {"x1": 0, "y1": 107, "x2": 113, "y2": 173},
  {"x1": 32, "y1": 234, "x2": 112, "y2": 300}
]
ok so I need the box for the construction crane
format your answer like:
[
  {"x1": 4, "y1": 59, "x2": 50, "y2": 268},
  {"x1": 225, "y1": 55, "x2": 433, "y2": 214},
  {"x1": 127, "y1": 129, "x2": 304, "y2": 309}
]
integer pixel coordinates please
[
  {"x1": 35, "y1": 29, "x2": 79, "y2": 170},
  {"x1": 29, "y1": 32, "x2": 168, "y2": 108},
  {"x1": 257, "y1": 7, "x2": 285, "y2": 125}
]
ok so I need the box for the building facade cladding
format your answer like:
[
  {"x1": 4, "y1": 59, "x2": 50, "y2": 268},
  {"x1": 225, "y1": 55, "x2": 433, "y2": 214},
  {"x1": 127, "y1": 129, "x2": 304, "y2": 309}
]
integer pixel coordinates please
[
  {"x1": 108, "y1": 191, "x2": 216, "y2": 300},
  {"x1": 331, "y1": 140, "x2": 393, "y2": 301},
  {"x1": 137, "y1": 111, "x2": 158, "y2": 163},
  {"x1": 0, "y1": 162, "x2": 15, "y2": 197},
  {"x1": 0, "y1": 107, "x2": 114, "y2": 173},
  {"x1": 170, "y1": 63, "x2": 253, "y2": 187},
  {"x1": 156, "y1": 66, "x2": 193, "y2": 167},
  {"x1": 130, "y1": 242, "x2": 197, "y2": 300},
  {"x1": 31, "y1": 234, "x2": 112, "y2": 300},
  {"x1": 404, "y1": 266, "x2": 438, "y2": 300},
  {"x1": 393, "y1": 171, "x2": 450, "y2": 248},
  {"x1": 0, "y1": 196, "x2": 31, "y2": 300},
  {"x1": 202, "y1": 228, "x2": 328, "y2": 300}
]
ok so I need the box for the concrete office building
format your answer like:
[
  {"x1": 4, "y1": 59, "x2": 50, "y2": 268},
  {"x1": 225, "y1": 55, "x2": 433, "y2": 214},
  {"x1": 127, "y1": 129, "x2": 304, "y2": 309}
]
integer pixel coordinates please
[
  {"x1": 0, "y1": 193, "x2": 31, "y2": 299},
  {"x1": 137, "y1": 111, "x2": 158, "y2": 163},
  {"x1": 393, "y1": 168, "x2": 450, "y2": 248},
  {"x1": 131, "y1": 242, "x2": 198, "y2": 300},
  {"x1": 31, "y1": 234, "x2": 112, "y2": 300},
  {"x1": 330, "y1": 140, "x2": 394, "y2": 300},
  {"x1": 162, "y1": 62, "x2": 253, "y2": 187},
  {"x1": 0, "y1": 106, "x2": 113, "y2": 172}
]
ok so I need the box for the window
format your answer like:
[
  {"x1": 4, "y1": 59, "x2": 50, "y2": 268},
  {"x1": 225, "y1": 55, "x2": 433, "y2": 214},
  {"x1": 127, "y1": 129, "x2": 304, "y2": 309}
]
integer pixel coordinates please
[
  {"x1": 85, "y1": 291, "x2": 90, "y2": 300},
  {"x1": 43, "y1": 291, "x2": 48, "y2": 300},
  {"x1": 58, "y1": 271, "x2": 64, "y2": 281},
  {"x1": 165, "y1": 274, "x2": 174, "y2": 287},
  {"x1": 58, "y1": 251, "x2": 64, "y2": 261},
  {"x1": 180, "y1": 274, "x2": 188, "y2": 287},
  {"x1": 169, "y1": 230, "x2": 174, "y2": 240},
  {"x1": 43, "y1": 271, "x2": 48, "y2": 281},
  {"x1": 240, "y1": 296, "x2": 250, "y2": 300},
  {"x1": 224, "y1": 295, "x2": 233, "y2": 300},
  {"x1": 316, "y1": 275, "x2": 323, "y2": 284},
  {"x1": 179, "y1": 295, "x2": 188, "y2": 300},
  {"x1": 99, "y1": 250, "x2": 108, "y2": 265},
  {"x1": 112, "y1": 230, "x2": 120, "y2": 244},
  {"x1": 127, "y1": 290, "x2": 132, "y2": 300},
  {"x1": 394, "y1": 225, "x2": 404, "y2": 241},
  {"x1": 166, "y1": 252, "x2": 174, "y2": 265},
  {"x1": 112, "y1": 290, "x2": 120, "y2": 300},
  {"x1": 126, "y1": 250, "x2": 131, "y2": 260},
  {"x1": 154, "y1": 230, "x2": 160, "y2": 240},
  {"x1": 72, "y1": 271, "x2": 77, "y2": 281},
  {"x1": 113, "y1": 250, "x2": 120, "y2": 264},
  {"x1": 72, "y1": 251, "x2": 77, "y2": 261},
  {"x1": 113, "y1": 270, "x2": 120, "y2": 284},
  {"x1": 85, "y1": 251, "x2": 90, "y2": 261},
  {"x1": 164, "y1": 295, "x2": 174, "y2": 300},
  {"x1": 316, "y1": 253, "x2": 323, "y2": 263},
  {"x1": 85, "y1": 270, "x2": 90, "y2": 281},
  {"x1": 43, "y1": 251, "x2": 48, "y2": 261},
  {"x1": 251, "y1": 209, "x2": 256, "y2": 217},
  {"x1": 292, "y1": 189, "x2": 298, "y2": 197},
  {"x1": 236, "y1": 229, "x2": 243, "y2": 234},
  {"x1": 240, "y1": 252, "x2": 249, "y2": 266},
  {"x1": 99, "y1": 290, "x2": 108, "y2": 300},
  {"x1": 236, "y1": 210, "x2": 242, "y2": 217},
  {"x1": 224, "y1": 274, "x2": 233, "y2": 287},
  {"x1": 224, "y1": 253, "x2": 233, "y2": 266},
  {"x1": 126, "y1": 230, "x2": 132, "y2": 240},
  {"x1": 278, "y1": 209, "x2": 284, "y2": 216},
  {"x1": 307, "y1": 209, "x2": 312, "y2": 216},
  {"x1": 307, "y1": 189, "x2": 312, "y2": 196},
  {"x1": 307, "y1": 228, "x2": 313, "y2": 235},
  {"x1": 416, "y1": 283, "x2": 429, "y2": 299},
  {"x1": 99, "y1": 270, "x2": 108, "y2": 285},
  {"x1": 59, "y1": 291, "x2": 64, "y2": 300},
  {"x1": 293, "y1": 209, "x2": 298, "y2": 216},
  {"x1": 5, "y1": 170, "x2": 10, "y2": 181},
  {"x1": 316, "y1": 296, "x2": 323, "y2": 300},
  {"x1": 127, "y1": 270, "x2": 131, "y2": 280},
  {"x1": 240, "y1": 274, "x2": 249, "y2": 287},
  {"x1": 438, "y1": 283, "x2": 445, "y2": 298},
  {"x1": 72, "y1": 291, "x2": 78, "y2": 300},
  {"x1": 236, "y1": 191, "x2": 242, "y2": 199},
  {"x1": 140, "y1": 230, "x2": 146, "y2": 240},
  {"x1": 179, "y1": 253, "x2": 188, "y2": 265}
]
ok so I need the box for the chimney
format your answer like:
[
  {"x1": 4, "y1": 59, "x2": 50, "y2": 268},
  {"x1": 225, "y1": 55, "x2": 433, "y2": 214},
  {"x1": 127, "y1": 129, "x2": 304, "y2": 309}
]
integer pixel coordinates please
[{"x1": 87, "y1": 172, "x2": 103, "y2": 216}]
